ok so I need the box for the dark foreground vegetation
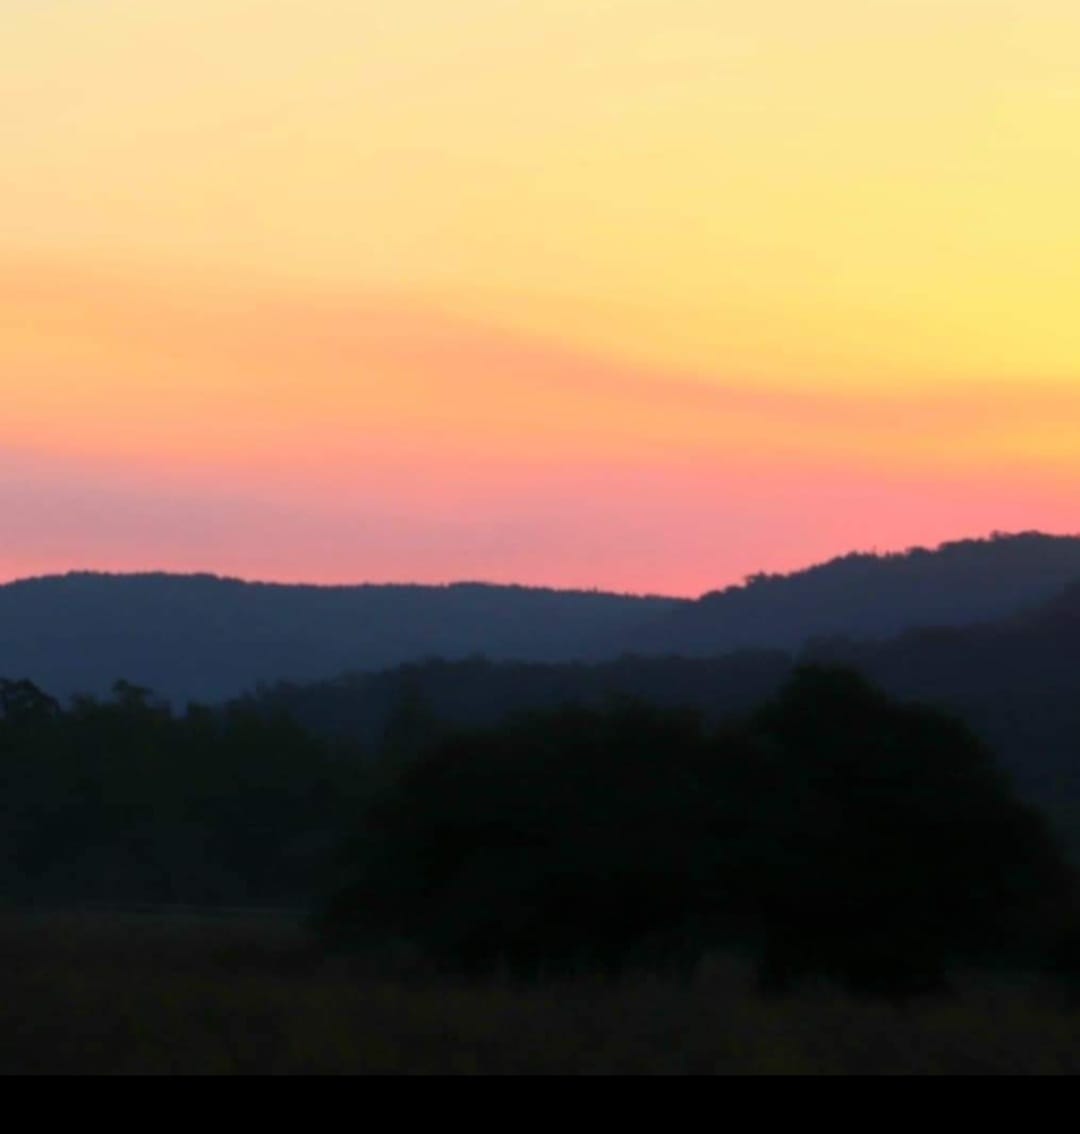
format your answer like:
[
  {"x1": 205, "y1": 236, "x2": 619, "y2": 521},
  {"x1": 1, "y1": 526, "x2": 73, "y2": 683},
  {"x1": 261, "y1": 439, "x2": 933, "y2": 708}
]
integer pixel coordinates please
[
  {"x1": 4, "y1": 658, "x2": 1080, "y2": 1072},
  {"x1": 321, "y1": 668, "x2": 1076, "y2": 997},
  {"x1": 5, "y1": 669, "x2": 1079, "y2": 990},
  {"x1": 1, "y1": 910, "x2": 1079, "y2": 1075},
  {"x1": 0, "y1": 678, "x2": 369, "y2": 907}
]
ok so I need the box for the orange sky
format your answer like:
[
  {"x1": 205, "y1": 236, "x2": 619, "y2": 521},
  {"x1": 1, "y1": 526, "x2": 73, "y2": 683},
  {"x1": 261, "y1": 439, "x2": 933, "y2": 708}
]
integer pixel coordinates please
[{"x1": 2, "y1": 2, "x2": 1078, "y2": 594}]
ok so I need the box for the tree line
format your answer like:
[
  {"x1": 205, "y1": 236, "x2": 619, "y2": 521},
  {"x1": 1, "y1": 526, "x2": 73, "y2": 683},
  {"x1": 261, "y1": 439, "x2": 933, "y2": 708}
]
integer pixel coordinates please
[
  {"x1": 0, "y1": 678, "x2": 368, "y2": 907},
  {"x1": 2, "y1": 668, "x2": 1078, "y2": 997}
]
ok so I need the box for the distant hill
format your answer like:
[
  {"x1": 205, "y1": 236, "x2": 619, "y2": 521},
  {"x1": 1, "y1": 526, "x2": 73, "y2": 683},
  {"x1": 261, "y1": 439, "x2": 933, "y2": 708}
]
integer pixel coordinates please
[
  {"x1": 0, "y1": 574, "x2": 680, "y2": 705},
  {"x1": 2, "y1": 532, "x2": 1078, "y2": 705},
  {"x1": 240, "y1": 650, "x2": 795, "y2": 751},
  {"x1": 630, "y1": 532, "x2": 1080, "y2": 655}
]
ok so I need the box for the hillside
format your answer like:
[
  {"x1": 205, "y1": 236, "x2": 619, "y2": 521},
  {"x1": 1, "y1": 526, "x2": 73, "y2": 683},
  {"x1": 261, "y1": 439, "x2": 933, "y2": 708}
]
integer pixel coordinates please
[
  {"x1": 631, "y1": 532, "x2": 1080, "y2": 655},
  {"x1": 2, "y1": 532, "x2": 1078, "y2": 705},
  {"x1": 0, "y1": 574, "x2": 680, "y2": 705}
]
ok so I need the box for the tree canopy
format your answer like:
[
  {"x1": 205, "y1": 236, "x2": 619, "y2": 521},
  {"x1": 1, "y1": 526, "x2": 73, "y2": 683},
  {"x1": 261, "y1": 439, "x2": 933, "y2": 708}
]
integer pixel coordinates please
[{"x1": 322, "y1": 667, "x2": 1073, "y2": 995}]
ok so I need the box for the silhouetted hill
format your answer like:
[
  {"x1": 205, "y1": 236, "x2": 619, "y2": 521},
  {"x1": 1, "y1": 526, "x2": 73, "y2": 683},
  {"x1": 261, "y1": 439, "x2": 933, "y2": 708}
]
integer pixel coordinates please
[
  {"x1": 631, "y1": 532, "x2": 1080, "y2": 655},
  {"x1": 0, "y1": 573, "x2": 680, "y2": 705},
  {"x1": 241, "y1": 650, "x2": 793, "y2": 751},
  {"x1": 2, "y1": 533, "x2": 1078, "y2": 706}
]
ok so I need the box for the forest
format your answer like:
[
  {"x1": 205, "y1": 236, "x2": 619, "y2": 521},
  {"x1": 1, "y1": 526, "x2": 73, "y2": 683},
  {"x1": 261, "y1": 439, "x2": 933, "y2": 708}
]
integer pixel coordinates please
[{"x1": 3, "y1": 665, "x2": 1078, "y2": 1001}]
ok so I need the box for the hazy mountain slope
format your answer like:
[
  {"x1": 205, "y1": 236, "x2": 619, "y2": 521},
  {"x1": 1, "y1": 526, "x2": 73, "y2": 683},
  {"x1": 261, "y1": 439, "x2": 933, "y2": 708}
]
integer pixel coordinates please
[
  {"x1": 0, "y1": 574, "x2": 680, "y2": 704},
  {"x1": 804, "y1": 580, "x2": 1080, "y2": 806},
  {"x1": 630, "y1": 532, "x2": 1080, "y2": 655},
  {"x1": 243, "y1": 650, "x2": 794, "y2": 750}
]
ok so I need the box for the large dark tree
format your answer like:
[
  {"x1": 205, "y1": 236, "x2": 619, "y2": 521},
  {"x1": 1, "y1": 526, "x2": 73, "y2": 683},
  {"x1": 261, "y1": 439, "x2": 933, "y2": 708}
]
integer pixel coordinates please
[
  {"x1": 320, "y1": 703, "x2": 754, "y2": 975},
  {"x1": 321, "y1": 670, "x2": 1073, "y2": 995},
  {"x1": 743, "y1": 667, "x2": 1072, "y2": 995}
]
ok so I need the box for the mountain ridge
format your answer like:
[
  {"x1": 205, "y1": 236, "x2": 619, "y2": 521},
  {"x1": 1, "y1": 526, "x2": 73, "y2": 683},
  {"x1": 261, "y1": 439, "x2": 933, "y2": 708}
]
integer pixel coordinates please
[
  {"x1": 2, "y1": 531, "x2": 1079, "y2": 704},
  {"x1": 632, "y1": 530, "x2": 1080, "y2": 654},
  {"x1": 3, "y1": 569, "x2": 679, "y2": 602}
]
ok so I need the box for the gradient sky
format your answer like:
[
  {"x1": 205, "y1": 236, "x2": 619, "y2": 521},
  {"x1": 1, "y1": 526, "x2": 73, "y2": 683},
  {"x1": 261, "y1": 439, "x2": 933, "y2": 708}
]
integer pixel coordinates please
[{"x1": 3, "y1": 1, "x2": 1078, "y2": 595}]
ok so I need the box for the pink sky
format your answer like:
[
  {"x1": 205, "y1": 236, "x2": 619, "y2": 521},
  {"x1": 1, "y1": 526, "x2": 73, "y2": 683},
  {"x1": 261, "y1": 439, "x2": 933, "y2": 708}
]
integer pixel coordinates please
[{"x1": 3, "y1": 4, "x2": 1078, "y2": 594}]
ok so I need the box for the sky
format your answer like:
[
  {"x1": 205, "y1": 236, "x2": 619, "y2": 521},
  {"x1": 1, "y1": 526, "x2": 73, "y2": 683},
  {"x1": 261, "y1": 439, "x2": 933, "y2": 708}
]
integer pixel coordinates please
[{"x1": 2, "y1": 1, "x2": 1078, "y2": 595}]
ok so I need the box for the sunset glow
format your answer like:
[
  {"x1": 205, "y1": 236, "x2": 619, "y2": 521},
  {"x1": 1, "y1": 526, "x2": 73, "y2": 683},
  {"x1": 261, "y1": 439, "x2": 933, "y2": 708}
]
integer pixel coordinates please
[{"x1": 3, "y1": 1, "x2": 1078, "y2": 593}]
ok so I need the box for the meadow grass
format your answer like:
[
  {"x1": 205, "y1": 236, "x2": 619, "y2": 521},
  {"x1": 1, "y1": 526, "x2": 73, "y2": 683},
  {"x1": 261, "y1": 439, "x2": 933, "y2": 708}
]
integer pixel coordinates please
[{"x1": 1, "y1": 910, "x2": 1077, "y2": 1075}]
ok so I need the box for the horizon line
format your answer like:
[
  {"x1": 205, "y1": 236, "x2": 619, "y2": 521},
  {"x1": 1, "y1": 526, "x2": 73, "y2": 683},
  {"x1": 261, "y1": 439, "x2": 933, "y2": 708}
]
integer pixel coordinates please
[{"x1": 3, "y1": 528, "x2": 1075, "y2": 602}]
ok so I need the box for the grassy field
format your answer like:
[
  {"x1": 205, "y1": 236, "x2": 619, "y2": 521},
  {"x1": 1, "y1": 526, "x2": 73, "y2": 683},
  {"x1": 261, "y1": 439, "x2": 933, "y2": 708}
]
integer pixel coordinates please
[{"x1": 1, "y1": 909, "x2": 1077, "y2": 1075}]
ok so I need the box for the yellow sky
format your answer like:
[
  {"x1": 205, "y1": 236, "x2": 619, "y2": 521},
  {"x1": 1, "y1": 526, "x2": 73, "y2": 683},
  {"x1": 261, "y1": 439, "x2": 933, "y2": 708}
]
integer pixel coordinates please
[
  {"x1": 2, "y1": 1, "x2": 1078, "y2": 589},
  {"x1": 6, "y1": 1, "x2": 1080, "y2": 383}
]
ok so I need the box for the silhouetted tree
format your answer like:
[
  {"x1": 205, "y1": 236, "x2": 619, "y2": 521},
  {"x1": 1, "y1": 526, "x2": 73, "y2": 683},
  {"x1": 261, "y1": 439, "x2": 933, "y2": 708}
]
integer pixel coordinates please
[
  {"x1": 320, "y1": 702, "x2": 753, "y2": 975},
  {"x1": 321, "y1": 669, "x2": 1073, "y2": 995},
  {"x1": 744, "y1": 667, "x2": 1072, "y2": 997},
  {"x1": 0, "y1": 676, "x2": 371, "y2": 907},
  {"x1": 0, "y1": 679, "x2": 60, "y2": 725}
]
